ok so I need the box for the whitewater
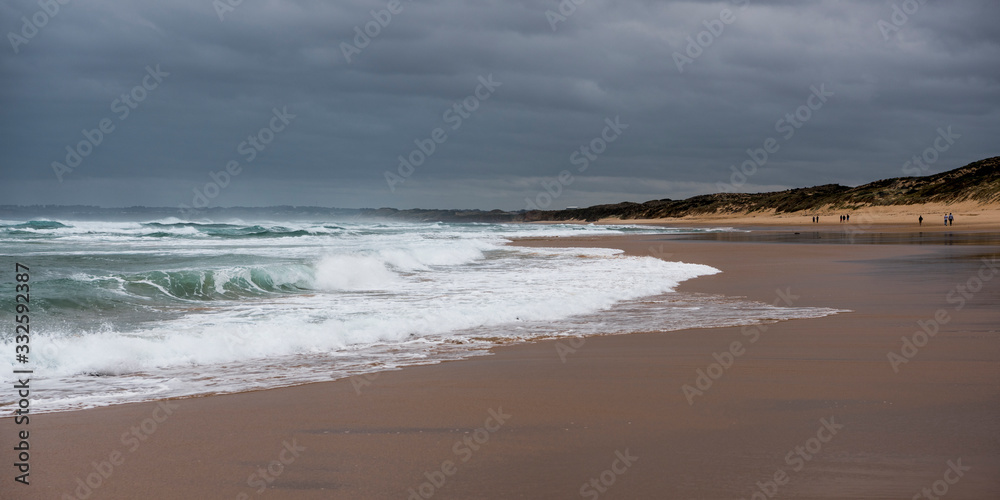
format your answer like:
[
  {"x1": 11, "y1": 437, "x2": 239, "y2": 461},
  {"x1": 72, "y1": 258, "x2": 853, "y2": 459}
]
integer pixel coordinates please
[{"x1": 0, "y1": 219, "x2": 840, "y2": 414}]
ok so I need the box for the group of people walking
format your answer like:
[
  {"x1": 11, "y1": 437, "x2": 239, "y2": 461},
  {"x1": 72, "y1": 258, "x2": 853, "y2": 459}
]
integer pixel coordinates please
[
  {"x1": 916, "y1": 213, "x2": 954, "y2": 225},
  {"x1": 810, "y1": 214, "x2": 850, "y2": 223}
]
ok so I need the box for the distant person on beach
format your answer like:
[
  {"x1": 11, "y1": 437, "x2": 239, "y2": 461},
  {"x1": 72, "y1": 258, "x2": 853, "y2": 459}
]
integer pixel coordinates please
[
  {"x1": 944, "y1": 214, "x2": 948, "y2": 226},
  {"x1": 846, "y1": 214, "x2": 850, "y2": 222},
  {"x1": 949, "y1": 213, "x2": 954, "y2": 226},
  {"x1": 919, "y1": 215, "x2": 923, "y2": 226}
]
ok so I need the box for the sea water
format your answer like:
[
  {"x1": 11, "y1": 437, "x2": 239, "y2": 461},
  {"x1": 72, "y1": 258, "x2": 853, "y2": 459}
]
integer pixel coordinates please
[{"x1": 0, "y1": 218, "x2": 839, "y2": 413}]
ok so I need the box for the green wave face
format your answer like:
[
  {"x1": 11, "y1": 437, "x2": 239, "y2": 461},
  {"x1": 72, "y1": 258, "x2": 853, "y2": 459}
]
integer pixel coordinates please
[{"x1": 11, "y1": 220, "x2": 70, "y2": 229}]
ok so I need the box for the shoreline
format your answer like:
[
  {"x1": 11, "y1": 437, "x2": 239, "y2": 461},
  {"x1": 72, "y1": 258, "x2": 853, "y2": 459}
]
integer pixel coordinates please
[{"x1": 5, "y1": 228, "x2": 999, "y2": 498}]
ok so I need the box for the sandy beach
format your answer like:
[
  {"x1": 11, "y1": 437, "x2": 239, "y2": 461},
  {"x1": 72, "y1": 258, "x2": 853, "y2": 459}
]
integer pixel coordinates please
[
  {"x1": 577, "y1": 201, "x2": 1000, "y2": 232},
  {"x1": 6, "y1": 225, "x2": 999, "y2": 499}
]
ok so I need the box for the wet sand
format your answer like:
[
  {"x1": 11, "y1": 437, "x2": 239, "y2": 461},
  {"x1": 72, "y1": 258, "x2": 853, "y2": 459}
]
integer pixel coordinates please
[{"x1": 6, "y1": 230, "x2": 1000, "y2": 499}]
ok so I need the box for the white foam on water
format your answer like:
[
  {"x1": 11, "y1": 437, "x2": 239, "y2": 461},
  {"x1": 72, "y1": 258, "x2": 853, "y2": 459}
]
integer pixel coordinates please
[{"x1": 312, "y1": 254, "x2": 401, "y2": 291}]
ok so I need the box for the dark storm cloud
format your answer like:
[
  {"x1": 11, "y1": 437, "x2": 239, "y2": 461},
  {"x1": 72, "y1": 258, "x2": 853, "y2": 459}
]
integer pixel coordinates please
[{"x1": 1, "y1": 0, "x2": 997, "y2": 210}]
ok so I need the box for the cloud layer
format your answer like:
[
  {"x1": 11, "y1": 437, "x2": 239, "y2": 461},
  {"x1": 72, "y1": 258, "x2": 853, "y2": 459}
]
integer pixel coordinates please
[{"x1": 1, "y1": 0, "x2": 998, "y2": 210}]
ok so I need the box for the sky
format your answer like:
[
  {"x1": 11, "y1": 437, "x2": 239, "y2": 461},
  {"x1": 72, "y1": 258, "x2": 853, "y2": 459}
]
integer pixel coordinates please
[{"x1": 1, "y1": 0, "x2": 998, "y2": 211}]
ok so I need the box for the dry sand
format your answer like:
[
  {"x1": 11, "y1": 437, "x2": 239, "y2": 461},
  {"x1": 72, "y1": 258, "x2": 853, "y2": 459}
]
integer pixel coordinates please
[
  {"x1": 5, "y1": 228, "x2": 999, "y2": 499},
  {"x1": 586, "y1": 201, "x2": 1000, "y2": 232}
]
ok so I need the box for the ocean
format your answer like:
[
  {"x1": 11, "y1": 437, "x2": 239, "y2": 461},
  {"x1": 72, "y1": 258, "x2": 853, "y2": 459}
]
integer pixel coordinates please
[{"x1": 0, "y1": 218, "x2": 840, "y2": 414}]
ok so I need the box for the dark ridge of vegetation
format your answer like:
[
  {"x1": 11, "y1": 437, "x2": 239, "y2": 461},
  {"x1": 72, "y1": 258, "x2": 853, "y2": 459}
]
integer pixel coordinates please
[{"x1": 519, "y1": 156, "x2": 1000, "y2": 222}]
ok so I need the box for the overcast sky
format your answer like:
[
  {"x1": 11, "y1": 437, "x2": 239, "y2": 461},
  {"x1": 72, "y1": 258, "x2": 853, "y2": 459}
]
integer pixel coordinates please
[{"x1": 1, "y1": 0, "x2": 997, "y2": 210}]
